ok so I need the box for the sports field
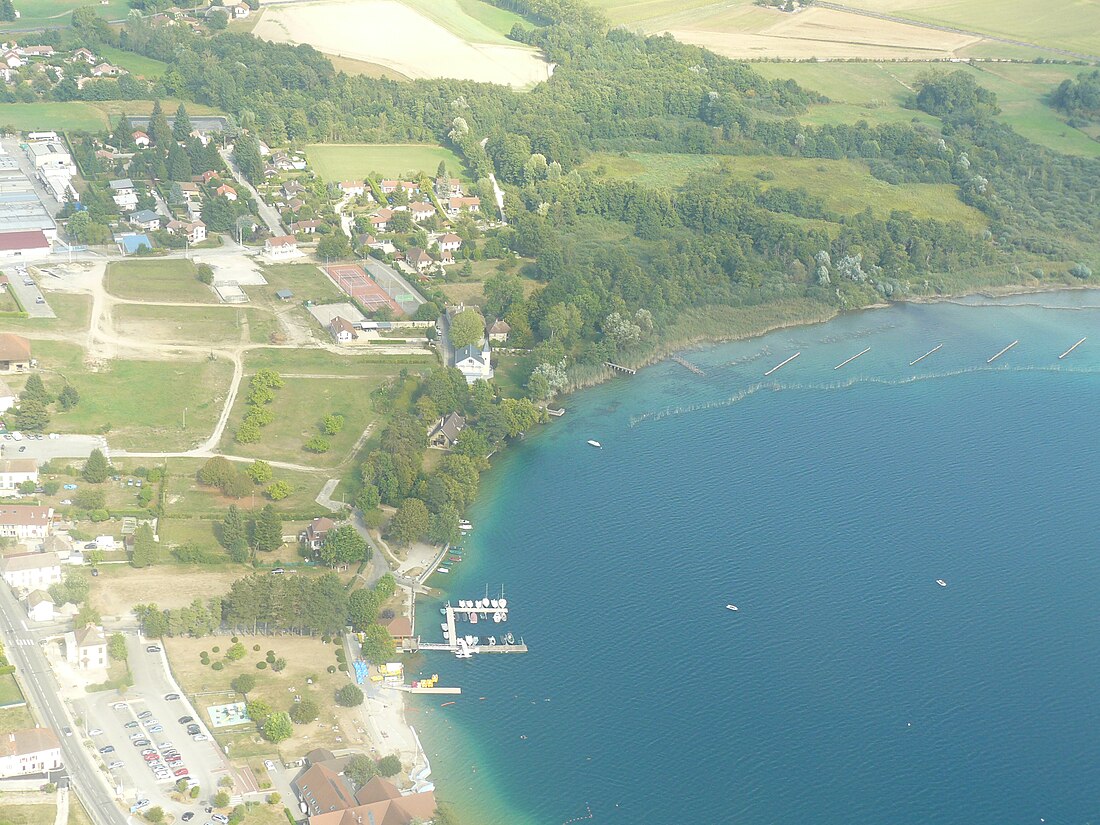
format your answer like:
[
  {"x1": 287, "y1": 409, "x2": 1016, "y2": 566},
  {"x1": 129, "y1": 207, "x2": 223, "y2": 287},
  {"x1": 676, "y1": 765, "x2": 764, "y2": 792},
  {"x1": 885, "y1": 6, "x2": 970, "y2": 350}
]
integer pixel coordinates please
[
  {"x1": 584, "y1": 152, "x2": 988, "y2": 230},
  {"x1": 752, "y1": 61, "x2": 1100, "y2": 158},
  {"x1": 324, "y1": 264, "x2": 403, "y2": 314},
  {"x1": 305, "y1": 143, "x2": 466, "y2": 183},
  {"x1": 105, "y1": 259, "x2": 219, "y2": 303},
  {"x1": 253, "y1": 0, "x2": 551, "y2": 87}
]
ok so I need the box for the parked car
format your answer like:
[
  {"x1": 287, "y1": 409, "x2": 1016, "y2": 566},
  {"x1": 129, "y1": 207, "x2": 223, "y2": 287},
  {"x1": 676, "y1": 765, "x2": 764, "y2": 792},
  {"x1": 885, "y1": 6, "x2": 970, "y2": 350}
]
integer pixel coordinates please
[
  {"x1": 148, "y1": 725, "x2": 164, "y2": 734},
  {"x1": 182, "y1": 814, "x2": 194, "y2": 822},
  {"x1": 185, "y1": 723, "x2": 200, "y2": 735},
  {"x1": 134, "y1": 800, "x2": 151, "y2": 810},
  {"x1": 62, "y1": 727, "x2": 72, "y2": 736},
  {"x1": 124, "y1": 721, "x2": 139, "y2": 729},
  {"x1": 107, "y1": 761, "x2": 124, "y2": 770},
  {"x1": 98, "y1": 746, "x2": 115, "y2": 754},
  {"x1": 191, "y1": 733, "x2": 208, "y2": 742},
  {"x1": 178, "y1": 716, "x2": 193, "y2": 724},
  {"x1": 88, "y1": 728, "x2": 103, "y2": 736},
  {"x1": 137, "y1": 711, "x2": 153, "y2": 720},
  {"x1": 141, "y1": 748, "x2": 157, "y2": 756},
  {"x1": 146, "y1": 645, "x2": 162, "y2": 653},
  {"x1": 164, "y1": 693, "x2": 181, "y2": 701},
  {"x1": 132, "y1": 739, "x2": 150, "y2": 747},
  {"x1": 173, "y1": 768, "x2": 190, "y2": 777}
]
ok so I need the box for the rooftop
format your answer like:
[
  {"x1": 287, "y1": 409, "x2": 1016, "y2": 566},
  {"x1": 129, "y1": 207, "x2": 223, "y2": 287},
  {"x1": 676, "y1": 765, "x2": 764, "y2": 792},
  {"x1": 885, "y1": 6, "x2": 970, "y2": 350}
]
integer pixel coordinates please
[
  {"x1": 0, "y1": 727, "x2": 60, "y2": 758},
  {"x1": 0, "y1": 333, "x2": 30, "y2": 362},
  {"x1": 0, "y1": 550, "x2": 61, "y2": 572}
]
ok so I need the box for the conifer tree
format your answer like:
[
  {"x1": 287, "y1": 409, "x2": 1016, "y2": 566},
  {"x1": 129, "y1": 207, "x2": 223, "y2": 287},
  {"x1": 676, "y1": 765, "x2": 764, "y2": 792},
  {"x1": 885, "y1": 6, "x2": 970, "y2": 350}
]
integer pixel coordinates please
[
  {"x1": 173, "y1": 103, "x2": 193, "y2": 143},
  {"x1": 252, "y1": 504, "x2": 283, "y2": 553},
  {"x1": 131, "y1": 524, "x2": 158, "y2": 568}
]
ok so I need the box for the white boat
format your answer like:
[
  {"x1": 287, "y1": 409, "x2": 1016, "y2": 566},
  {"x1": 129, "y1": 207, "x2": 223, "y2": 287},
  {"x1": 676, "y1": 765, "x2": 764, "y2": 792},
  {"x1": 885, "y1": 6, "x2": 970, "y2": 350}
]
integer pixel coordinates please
[
  {"x1": 491, "y1": 599, "x2": 499, "y2": 608},
  {"x1": 499, "y1": 598, "x2": 507, "y2": 608},
  {"x1": 726, "y1": 604, "x2": 738, "y2": 611},
  {"x1": 440, "y1": 623, "x2": 448, "y2": 631},
  {"x1": 936, "y1": 579, "x2": 948, "y2": 587},
  {"x1": 587, "y1": 440, "x2": 601, "y2": 448},
  {"x1": 437, "y1": 567, "x2": 449, "y2": 574},
  {"x1": 470, "y1": 612, "x2": 478, "y2": 624},
  {"x1": 493, "y1": 612, "x2": 502, "y2": 623},
  {"x1": 459, "y1": 520, "x2": 473, "y2": 531}
]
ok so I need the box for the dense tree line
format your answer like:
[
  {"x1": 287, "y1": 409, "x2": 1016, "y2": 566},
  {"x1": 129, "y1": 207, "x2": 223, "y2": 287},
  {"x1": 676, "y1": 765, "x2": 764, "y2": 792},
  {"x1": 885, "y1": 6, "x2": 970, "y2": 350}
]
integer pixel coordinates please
[{"x1": 1052, "y1": 69, "x2": 1100, "y2": 123}]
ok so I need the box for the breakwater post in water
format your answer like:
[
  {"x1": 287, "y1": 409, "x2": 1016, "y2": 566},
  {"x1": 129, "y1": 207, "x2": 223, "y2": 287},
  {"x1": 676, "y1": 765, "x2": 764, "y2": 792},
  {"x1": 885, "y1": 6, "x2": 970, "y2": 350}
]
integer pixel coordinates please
[
  {"x1": 909, "y1": 344, "x2": 942, "y2": 366},
  {"x1": 670, "y1": 354, "x2": 706, "y2": 376},
  {"x1": 1059, "y1": 337, "x2": 1086, "y2": 359},
  {"x1": 764, "y1": 352, "x2": 800, "y2": 377},
  {"x1": 987, "y1": 340, "x2": 1019, "y2": 364},
  {"x1": 605, "y1": 362, "x2": 637, "y2": 375},
  {"x1": 833, "y1": 347, "x2": 870, "y2": 370}
]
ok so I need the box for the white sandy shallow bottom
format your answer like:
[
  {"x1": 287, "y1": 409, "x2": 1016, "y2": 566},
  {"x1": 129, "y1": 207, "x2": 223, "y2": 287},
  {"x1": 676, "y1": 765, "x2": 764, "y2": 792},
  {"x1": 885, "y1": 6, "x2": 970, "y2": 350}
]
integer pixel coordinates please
[{"x1": 253, "y1": 0, "x2": 552, "y2": 88}]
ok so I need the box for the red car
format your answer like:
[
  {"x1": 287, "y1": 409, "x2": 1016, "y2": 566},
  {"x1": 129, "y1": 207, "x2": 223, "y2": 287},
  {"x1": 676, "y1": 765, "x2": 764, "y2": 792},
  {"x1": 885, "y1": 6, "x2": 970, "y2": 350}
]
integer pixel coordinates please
[
  {"x1": 143, "y1": 754, "x2": 161, "y2": 762},
  {"x1": 173, "y1": 768, "x2": 189, "y2": 777}
]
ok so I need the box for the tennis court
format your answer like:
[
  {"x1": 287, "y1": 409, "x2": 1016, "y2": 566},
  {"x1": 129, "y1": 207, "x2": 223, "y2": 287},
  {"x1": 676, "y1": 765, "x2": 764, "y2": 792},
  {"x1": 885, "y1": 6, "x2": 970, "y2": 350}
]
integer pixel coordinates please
[{"x1": 324, "y1": 263, "x2": 402, "y2": 314}]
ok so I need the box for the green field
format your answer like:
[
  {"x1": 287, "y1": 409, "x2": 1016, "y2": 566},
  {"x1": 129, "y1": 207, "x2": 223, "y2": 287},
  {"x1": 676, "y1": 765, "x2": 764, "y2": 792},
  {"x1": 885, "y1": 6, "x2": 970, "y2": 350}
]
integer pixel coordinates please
[
  {"x1": 583, "y1": 0, "x2": 723, "y2": 25},
  {"x1": 162, "y1": 459, "x2": 328, "y2": 517},
  {"x1": 841, "y1": 0, "x2": 1100, "y2": 57},
  {"x1": 0, "y1": 98, "x2": 222, "y2": 134},
  {"x1": 456, "y1": 0, "x2": 532, "y2": 35},
  {"x1": 254, "y1": 264, "x2": 345, "y2": 304},
  {"x1": 96, "y1": 45, "x2": 169, "y2": 79},
  {"x1": 0, "y1": 0, "x2": 129, "y2": 26},
  {"x1": 244, "y1": 346, "x2": 434, "y2": 377},
  {"x1": 752, "y1": 61, "x2": 1100, "y2": 158},
  {"x1": 397, "y1": 0, "x2": 525, "y2": 43},
  {"x1": 584, "y1": 152, "x2": 988, "y2": 229},
  {"x1": 105, "y1": 259, "x2": 218, "y2": 304},
  {"x1": 0, "y1": 799, "x2": 56, "y2": 825},
  {"x1": 305, "y1": 143, "x2": 467, "y2": 183},
  {"x1": 0, "y1": 673, "x2": 24, "y2": 706},
  {"x1": 112, "y1": 304, "x2": 278, "y2": 345},
  {"x1": 28, "y1": 340, "x2": 234, "y2": 451}
]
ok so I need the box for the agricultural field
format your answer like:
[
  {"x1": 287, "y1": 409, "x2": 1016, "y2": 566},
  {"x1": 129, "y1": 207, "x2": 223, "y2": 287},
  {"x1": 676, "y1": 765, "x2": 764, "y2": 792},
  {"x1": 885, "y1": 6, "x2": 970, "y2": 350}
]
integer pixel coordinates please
[
  {"x1": 752, "y1": 61, "x2": 1100, "y2": 158},
  {"x1": 105, "y1": 259, "x2": 218, "y2": 304},
  {"x1": 0, "y1": 99, "x2": 222, "y2": 134},
  {"x1": 95, "y1": 46, "x2": 168, "y2": 79},
  {"x1": 583, "y1": 152, "x2": 989, "y2": 229},
  {"x1": 305, "y1": 143, "x2": 467, "y2": 183},
  {"x1": 0, "y1": 797, "x2": 56, "y2": 825},
  {"x1": 252, "y1": 0, "x2": 551, "y2": 87},
  {"x1": 24, "y1": 340, "x2": 234, "y2": 451},
  {"x1": 0, "y1": 0, "x2": 130, "y2": 27},
  {"x1": 326, "y1": 54, "x2": 412, "y2": 80}
]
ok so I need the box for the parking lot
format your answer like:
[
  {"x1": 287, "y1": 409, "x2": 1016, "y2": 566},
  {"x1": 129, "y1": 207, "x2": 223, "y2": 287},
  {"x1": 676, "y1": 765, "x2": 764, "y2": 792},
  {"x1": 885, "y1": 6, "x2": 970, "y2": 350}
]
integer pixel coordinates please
[
  {"x1": 0, "y1": 432, "x2": 107, "y2": 462},
  {"x1": 6, "y1": 265, "x2": 56, "y2": 319},
  {"x1": 73, "y1": 635, "x2": 229, "y2": 817}
]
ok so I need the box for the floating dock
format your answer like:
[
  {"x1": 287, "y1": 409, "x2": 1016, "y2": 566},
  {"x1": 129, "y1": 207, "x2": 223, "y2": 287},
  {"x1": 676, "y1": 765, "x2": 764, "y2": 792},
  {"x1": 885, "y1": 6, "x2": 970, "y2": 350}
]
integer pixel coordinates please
[
  {"x1": 422, "y1": 597, "x2": 529, "y2": 657},
  {"x1": 909, "y1": 344, "x2": 942, "y2": 366},
  {"x1": 670, "y1": 354, "x2": 706, "y2": 376},
  {"x1": 833, "y1": 347, "x2": 870, "y2": 370},
  {"x1": 546, "y1": 407, "x2": 565, "y2": 417},
  {"x1": 1059, "y1": 337, "x2": 1086, "y2": 359},
  {"x1": 396, "y1": 686, "x2": 462, "y2": 695},
  {"x1": 987, "y1": 340, "x2": 1018, "y2": 364},
  {"x1": 764, "y1": 351, "x2": 800, "y2": 377}
]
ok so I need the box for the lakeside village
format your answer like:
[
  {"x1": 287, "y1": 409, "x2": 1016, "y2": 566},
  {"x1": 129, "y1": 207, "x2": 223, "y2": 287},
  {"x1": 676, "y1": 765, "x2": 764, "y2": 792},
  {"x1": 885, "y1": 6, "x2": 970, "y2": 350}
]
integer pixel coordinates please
[{"x1": 0, "y1": 115, "x2": 534, "y2": 825}]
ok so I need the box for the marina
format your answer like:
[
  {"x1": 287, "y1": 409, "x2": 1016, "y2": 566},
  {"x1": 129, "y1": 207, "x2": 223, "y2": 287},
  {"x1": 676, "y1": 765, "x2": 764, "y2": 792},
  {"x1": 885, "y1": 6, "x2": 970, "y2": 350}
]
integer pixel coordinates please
[
  {"x1": 1059, "y1": 337, "x2": 1086, "y2": 359},
  {"x1": 833, "y1": 347, "x2": 871, "y2": 370},
  {"x1": 987, "y1": 340, "x2": 1019, "y2": 364},
  {"x1": 764, "y1": 351, "x2": 801, "y2": 377},
  {"x1": 909, "y1": 343, "x2": 943, "y2": 366}
]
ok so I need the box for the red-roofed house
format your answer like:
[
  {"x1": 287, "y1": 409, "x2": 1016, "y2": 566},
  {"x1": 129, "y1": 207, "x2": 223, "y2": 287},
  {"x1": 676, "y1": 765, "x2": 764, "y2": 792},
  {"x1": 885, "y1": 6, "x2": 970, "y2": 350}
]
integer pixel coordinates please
[
  {"x1": 264, "y1": 235, "x2": 298, "y2": 259},
  {"x1": 300, "y1": 517, "x2": 336, "y2": 552},
  {"x1": 132, "y1": 130, "x2": 150, "y2": 148},
  {"x1": 328, "y1": 316, "x2": 358, "y2": 343},
  {"x1": 409, "y1": 202, "x2": 436, "y2": 222},
  {"x1": 216, "y1": 184, "x2": 237, "y2": 201},
  {"x1": 0, "y1": 230, "x2": 50, "y2": 260},
  {"x1": 446, "y1": 196, "x2": 481, "y2": 216},
  {"x1": 379, "y1": 180, "x2": 398, "y2": 194},
  {"x1": 0, "y1": 334, "x2": 32, "y2": 373},
  {"x1": 166, "y1": 219, "x2": 206, "y2": 244},
  {"x1": 308, "y1": 776, "x2": 436, "y2": 825},
  {"x1": 0, "y1": 728, "x2": 62, "y2": 778},
  {"x1": 368, "y1": 208, "x2": 394, "y2": 231},
  {"x1": 337, "y1": 181, "x2": 365, "y2": 197}
]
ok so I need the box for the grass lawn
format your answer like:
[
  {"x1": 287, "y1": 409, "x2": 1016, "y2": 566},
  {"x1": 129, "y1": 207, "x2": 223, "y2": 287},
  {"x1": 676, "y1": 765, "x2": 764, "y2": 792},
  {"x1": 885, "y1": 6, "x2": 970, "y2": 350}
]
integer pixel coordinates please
[
  {"x1": 218, "y1": 376, "x2": 386, "y2": 467},
  {"x1": 254, "y1": 264, "x2": 345, "y2": 304},
  {"x1": 0, "y1": 673, "x2": 24, "y2": 706},
  {"x1": 305, "y1": 144, "x2": 468, "y2": 184},
  {"x1": 438, "y1": 265, "x2": 541, "y2": 307},
  {"x1": 155, "y1": 517, "x2": 221, "y2": 551},
  {"x1": 456, "y1": 0, "x2": 532, "y2": 35},
  {"x1": 105, "y1": 259, "x2": 218, "y2": 303},
  {"x1": 583, "y1": 152, "x2": 988, "y2": 229},
  {"x1": 112, "y1": 304, "x2": 277, "y2": 345},
  {"x1": 162, "y1": 458, "x2": 329, "y2": 518},
  {"x1": 95, "y1": 46, "x2": 168, "y2": 79},
  {"x1": 0, "y1": 102, "x2": 109, "y2": 132},
  {"x1": 0, "y1": 799, "x2": 56, "y2": 825},
  {"x1": 752, "y1": 61, "x2": 1100, "y2": 159},
  {"x1": 244, "y1": 347, "x2": 434, "y2": 377},
  {"x1": 397, "y1": 0, "x2": 525, "y2": 43},
  {"x1": 27, "y1": 340, "x2": 234, "y2": 451},
  {"x1": 0, "y1": 0, "x2": 129, "y2": 25},
  {"x1": 0, "y1": 705, "x2": 34, "y2": 734},
  {"x1": 490, "y1": 353, "x2": 528, "y2": 398},
  {"x1": 88, "y1": 563, "x2": 251, "y2": 616},
  {"x1": 67, "y1": 796, "x2": 94, "y2": 825},
  {"x1": 325, "y1": 54, "x2": 411, "y2": 81},
  {"x1": 163, "y1": 635, "x2": 368, "y2": 757}
]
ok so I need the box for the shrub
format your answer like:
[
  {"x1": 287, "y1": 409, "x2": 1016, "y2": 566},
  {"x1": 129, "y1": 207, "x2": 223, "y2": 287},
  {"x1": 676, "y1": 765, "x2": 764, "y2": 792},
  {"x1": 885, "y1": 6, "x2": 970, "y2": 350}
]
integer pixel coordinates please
[
  {"x1": 266, "y1": 652, "x2": 276, "y2": 664},
  {"x1": 253, "y1": 644, "x2": 261, "y2": 651},
  {"x1": 256, "y1": 661, "x2": 267, "y2": 669},
  {"x1": 327, "y1": 665, "x2": 336, "y2": 674},
  {"x1": 271, "y1": 658, "x2": 287, "y2": 672},
  {"x1": 232, "y1": 674, "x2": 256, "y2": 694},
  {"x1": 189, "y1": 786, "x2": 200, "y2": 799},
  {"x1": 303, "y1": 436, "x2": 331, "y2": 454},
  {"x1": 226, "y1": 642, "x2": 247, "y2": 661},
  {"x1": 267, "y1": 792, "x2": 281, "y2": 805},
  {"x1": 214, "y1": 790, "x2": 231, "y2": 808},
  {"x1": 231, "y1": 636, "x2": 239, "y2": 643},
  {"x1": 266, "y1": 650, "x2": 275, "y2": 657},
  {"x1": 212, "y1": 661, "x2": 224, "y2": 671},
  {"x1": 337, "y1": 663, "x2": 347, "y2": 672},
  {"x1": 289, "y1": 698, "x2": 318, "y2": 724},
  {"x1": 212, "y1": 646, "x2": 220, "y2": 653},
  {"x1": 335, "y1": 684, "x2": 364, "y2": 707},
  {"x1": 376, "y1": 754, "x2": 401, "y2": 777}
]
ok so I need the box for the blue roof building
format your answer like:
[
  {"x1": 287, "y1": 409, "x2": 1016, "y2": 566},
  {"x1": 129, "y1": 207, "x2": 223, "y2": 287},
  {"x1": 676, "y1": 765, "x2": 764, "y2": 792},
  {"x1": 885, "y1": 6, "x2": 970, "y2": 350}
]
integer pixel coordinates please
[{"x1": 116, "y1": 233, "x2": 152, "y2": 255}]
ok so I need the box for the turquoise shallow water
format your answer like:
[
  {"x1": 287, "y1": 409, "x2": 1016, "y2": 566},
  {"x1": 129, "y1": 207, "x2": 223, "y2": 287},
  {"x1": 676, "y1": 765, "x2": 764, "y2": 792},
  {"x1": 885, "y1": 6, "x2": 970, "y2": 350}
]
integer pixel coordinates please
[{"x1": 409, "y1": 292, "x2": 1100, "y2": 825}]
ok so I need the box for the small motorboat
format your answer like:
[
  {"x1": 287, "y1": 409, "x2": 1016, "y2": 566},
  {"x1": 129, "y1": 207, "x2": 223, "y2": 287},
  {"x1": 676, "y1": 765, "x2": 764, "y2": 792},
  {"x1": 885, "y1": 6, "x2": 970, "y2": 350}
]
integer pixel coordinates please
[
  {"x1": 587, "y1": 440, "x2": 601, "y2": 448},
  {"x1": 459, "y1": 520, "x2": 473, "y2": 531},
  {"x1": 437, "y1": 566, "x2": 450, "y2": 574},
  {"x1": 726, "y1": 604, "x2": 739, "y2": 611},
  {"x1": 936, "y1": 579, "x2": 947, "y2": 587}
]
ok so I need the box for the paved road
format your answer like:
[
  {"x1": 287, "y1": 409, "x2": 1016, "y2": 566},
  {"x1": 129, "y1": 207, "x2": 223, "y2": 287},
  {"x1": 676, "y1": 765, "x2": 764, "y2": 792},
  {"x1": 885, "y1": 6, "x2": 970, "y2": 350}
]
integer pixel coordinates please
[
  {"x1": 0, "y1": 583, "x2": 126, "y2": 825},
  {"x1": 0, "y1": 434, "x2": 106, "y2": 462},
  {"x1": 218, "y1": 147, "x2": 284, "y2": 236},
  {"x1": 5, "y1": 269, "x2": 56, "y2": 318}
]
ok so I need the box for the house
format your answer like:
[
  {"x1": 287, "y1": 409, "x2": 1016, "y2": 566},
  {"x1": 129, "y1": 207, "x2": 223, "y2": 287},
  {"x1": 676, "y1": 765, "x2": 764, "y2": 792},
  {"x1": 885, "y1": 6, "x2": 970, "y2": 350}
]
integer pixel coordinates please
[
  {"x1": 165, "y1": 219, "x2": 206, "y2": 244},
  {"x1": 405, "y1": 247, "x2": 432, "y2": 271},
  {"x1": 41, "y1": 534, "x2": 73, "y2": 561},
  {"x1": 409, "y1": 202, "x2": 436, "y2": 222},
  {"x1": 0, "y1": 231, "x2": 50, "y2": 261},
  {"x1": 179, "y1": 181, "x2": 200, "y2": 198},
  {"x1": 287, "y1": 197, "x2": 305, "y2": 212},
  {"x1": 185, "y1": 200, "x2": 202, "y2": 221},
  {"x1": 273, "y1": 154, "x2": 296, "y2": 172},
  {"x1": 293, "y1": 757, "x2": 357, "y2": 818},
  {"x1": 0, "y1": 459, "x2": 38, "y2": 492},
  {"x1": 90, "y1": 63, "x2": 123, "y2": 77},
  {"x1": 0, "y1": 551, "x2": 61, "y2": 589},
  {"x1": 264, "y1": 235, "x2": 298, "y2": 259},
  {"x1": 64, "y1": 623, "x2": 107, "y2": 670},
  {"x1": 24, "y1": 590, "x2": 53, "y2": 622},
  {"x1": 27, "y1": 142, "x2": 74, "y2": 173},
  {"x1": 0, "y1": 334, "x2": 31, "y2": 373},
  {"x1": 0, "y1": 728, "x2": 62, "y2": 778},
  {"x1": 434, "y1": 176, "x2": 462, "y2": 198},
  {"x1": 299, "y1": 517, "x2": 335, "y2": 552},
  {"x1": 128, "y1": 209, "x2": 160, "y2": 232},
  {"x1": 454, "y1": 344, "x2": 493, "y2": 384},
  {"x1": 487, "y1": 318, "x2": 511, "y2": 343},
  {"x1": 308, "y1": 776, "x2": 436, "y2": 825},
  {"x1": 0, "y1": 378, "x2": 16, "y2": 413},
  {"x1": 131, "y1": 130, "x2": 150, "y2": 148},
  {"x1": 337, "y1": 181, "x2": 365, "y2": 197},
  {"x1": 428, "y1": 412, "x2": 465, "y2": 449},
  {"x1": 19, "y1": 45, "x2": 54, "y2": 58},
  {"x1": 200, "y1": 170, "x2": 219, "y2": 184},
  {"x1": 383, "y1": 615, "x2": 414, "y2": 645},
  {"x1": 288, "y1": 219, "x2": 321, "y2": 235},
  {"x1": 378, "y1": 180, "x2": 398, "y2": 194},
  {"x1": 109, "y1": 178, "x2": 138, "y2": 211},
  {"x1": 398, "y1": 180, "x2": 419, "y2": 194},
  {"x1": 1, "y1": 51, "x2": 23, "y2": 69},
  {"x1": 216, "y1": 184, "x2": 237, "y2": 201},
  {"x1": 436, "y1": 233, "x2": 462, "y2": 254},
  {"x1": 281, "y1": 181, "x2": 305, "y2": 200},
  {"x1": 225, "y1": 0, "x2": 251, "y2": 17},
  {"x1": 116, "y1": 233, "x2": 153, "y2": 255},
  {"x1": 368, "y1": 209, "x2": 393, "y2": 231},
  {"x1": 71, "y1": 48, "x2": 96, "y2": 64},
  {"x1": 328, "y1": 316, "x2": 358, "y2": 343},
  {"x1": 446, "y1": 196, "x2": 481, "y2": 216}
]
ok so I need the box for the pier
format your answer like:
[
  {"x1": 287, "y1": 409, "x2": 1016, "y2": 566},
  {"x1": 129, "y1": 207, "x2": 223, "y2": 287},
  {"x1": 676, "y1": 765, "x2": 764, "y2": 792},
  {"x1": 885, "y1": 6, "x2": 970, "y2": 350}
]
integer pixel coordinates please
[
  {"x1": 546, "y1": 407, "x2": 566, "y2": 417},
  {"x1": 1059, "y1": 337, "x2": 1086, "y2": 359},
  {"x1": 670, "y1": 354, "x2": 706, "y2": 376},
  {"x1": 833, "y1": 347, "x2": 870, "y2": 370},
  {"x1": 417, "y1": 596, "x2": 529, "y2": 657},
  {"x1": 764, "y1": 351, "x2": 800, "y2": 377},
  {"x1": 987, "y1": 340, "x2": 1018, "y2": 364},
  {"x1": 605, "y1": 362, "x2": 637, "y2": 375},
  {"x1": 909, "y1": 344, "x2": 942, "y2": 366}
]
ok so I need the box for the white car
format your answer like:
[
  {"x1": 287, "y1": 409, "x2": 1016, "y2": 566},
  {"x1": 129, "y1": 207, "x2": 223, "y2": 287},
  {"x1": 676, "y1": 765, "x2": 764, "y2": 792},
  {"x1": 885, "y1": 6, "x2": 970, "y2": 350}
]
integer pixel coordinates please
[
  {"x1": 112, "y1": 702, "x2": 128, "y2": 710},
  {"x1": 192, "y1": 733, "x2": 208, "y2": 741},
  {"x1": 88, "y1": 728, "x2": 103, "y2": 736},
  {"x1": 134, "y1": 799, "x2": 151, "y2": 810},
  {"x1": 108, "y1": 761, "x2": 124, "y2": 770}
]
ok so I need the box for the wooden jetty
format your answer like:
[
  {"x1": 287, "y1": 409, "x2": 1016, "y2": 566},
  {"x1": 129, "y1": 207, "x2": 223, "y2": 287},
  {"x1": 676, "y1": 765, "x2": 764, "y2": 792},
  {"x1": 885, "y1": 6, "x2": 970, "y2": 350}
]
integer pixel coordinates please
[
  {"x1": 670, "y1": 354, "x2": 706, "y2": 376},
  {"x1": 987, "y1": 340, "x2": 1018, "y2": 364},
  {"x1": 546, "y1": 407, "x2": 566, "y2": 417},
  {"x1": 909, "y1": 344, "x2": 942, "y2": 366},
  {"x1": 1059, "y1": 337, "x2": 1086, "y2": 360},
  {"x1": 764, "y1": 351, "x2": 800, "y2": 377},
  {"x1": 833, "y1": 347, "x2": 870, "y2": 370},
  {"x1": 395, "y1": 685, "x2": 462, "y2": 695},
  {"x1": 605, "y1": 362, "x2": 637, "y2": 375}
]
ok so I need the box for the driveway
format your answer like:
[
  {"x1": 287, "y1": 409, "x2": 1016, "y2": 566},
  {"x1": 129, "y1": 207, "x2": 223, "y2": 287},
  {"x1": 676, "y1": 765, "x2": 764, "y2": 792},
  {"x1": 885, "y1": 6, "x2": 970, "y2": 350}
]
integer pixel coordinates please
[
  {"x1": 73, "y1": 635, "x2": 228, "y2": 818},
  {"x1": 0, "y1": 434, "x2": 107, "y2": 462}
]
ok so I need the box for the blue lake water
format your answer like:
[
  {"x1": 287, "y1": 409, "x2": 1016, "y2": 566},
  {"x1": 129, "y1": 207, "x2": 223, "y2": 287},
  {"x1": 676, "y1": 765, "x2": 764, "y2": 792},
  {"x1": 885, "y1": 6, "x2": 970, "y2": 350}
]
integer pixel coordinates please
[{"x1": 408, "y1": 292, "x2": 1100, "y2": 825}]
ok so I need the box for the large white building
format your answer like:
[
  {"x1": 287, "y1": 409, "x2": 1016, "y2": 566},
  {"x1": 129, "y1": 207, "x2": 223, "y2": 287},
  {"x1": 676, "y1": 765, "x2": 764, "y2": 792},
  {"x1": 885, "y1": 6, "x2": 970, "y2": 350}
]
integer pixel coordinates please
[
  {"x1": 0, "y1": 551, "x2": 61, "y2": 590},
  {"x1": 65, "y1": 624, "x2": 108, "y2": 670},
  {"x1": 0, "y1": 728, "x2": 62, "y2": 778},
  {"x1": 0, "y1": 505, "x2": 52, "y2": 539},
  {"x1": 454, "y1": 344, "x2": 493, "y2": 384},
  {"x1": 0, "y1": 458, "x2": 37, "y2": 492}
]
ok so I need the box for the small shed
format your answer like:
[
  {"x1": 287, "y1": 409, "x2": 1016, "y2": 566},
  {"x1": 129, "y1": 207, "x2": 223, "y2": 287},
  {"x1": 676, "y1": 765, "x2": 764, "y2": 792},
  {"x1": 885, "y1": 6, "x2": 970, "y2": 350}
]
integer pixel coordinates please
[{"x1": 275, "y1": 289, "x2": 294, "y2": 301}]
